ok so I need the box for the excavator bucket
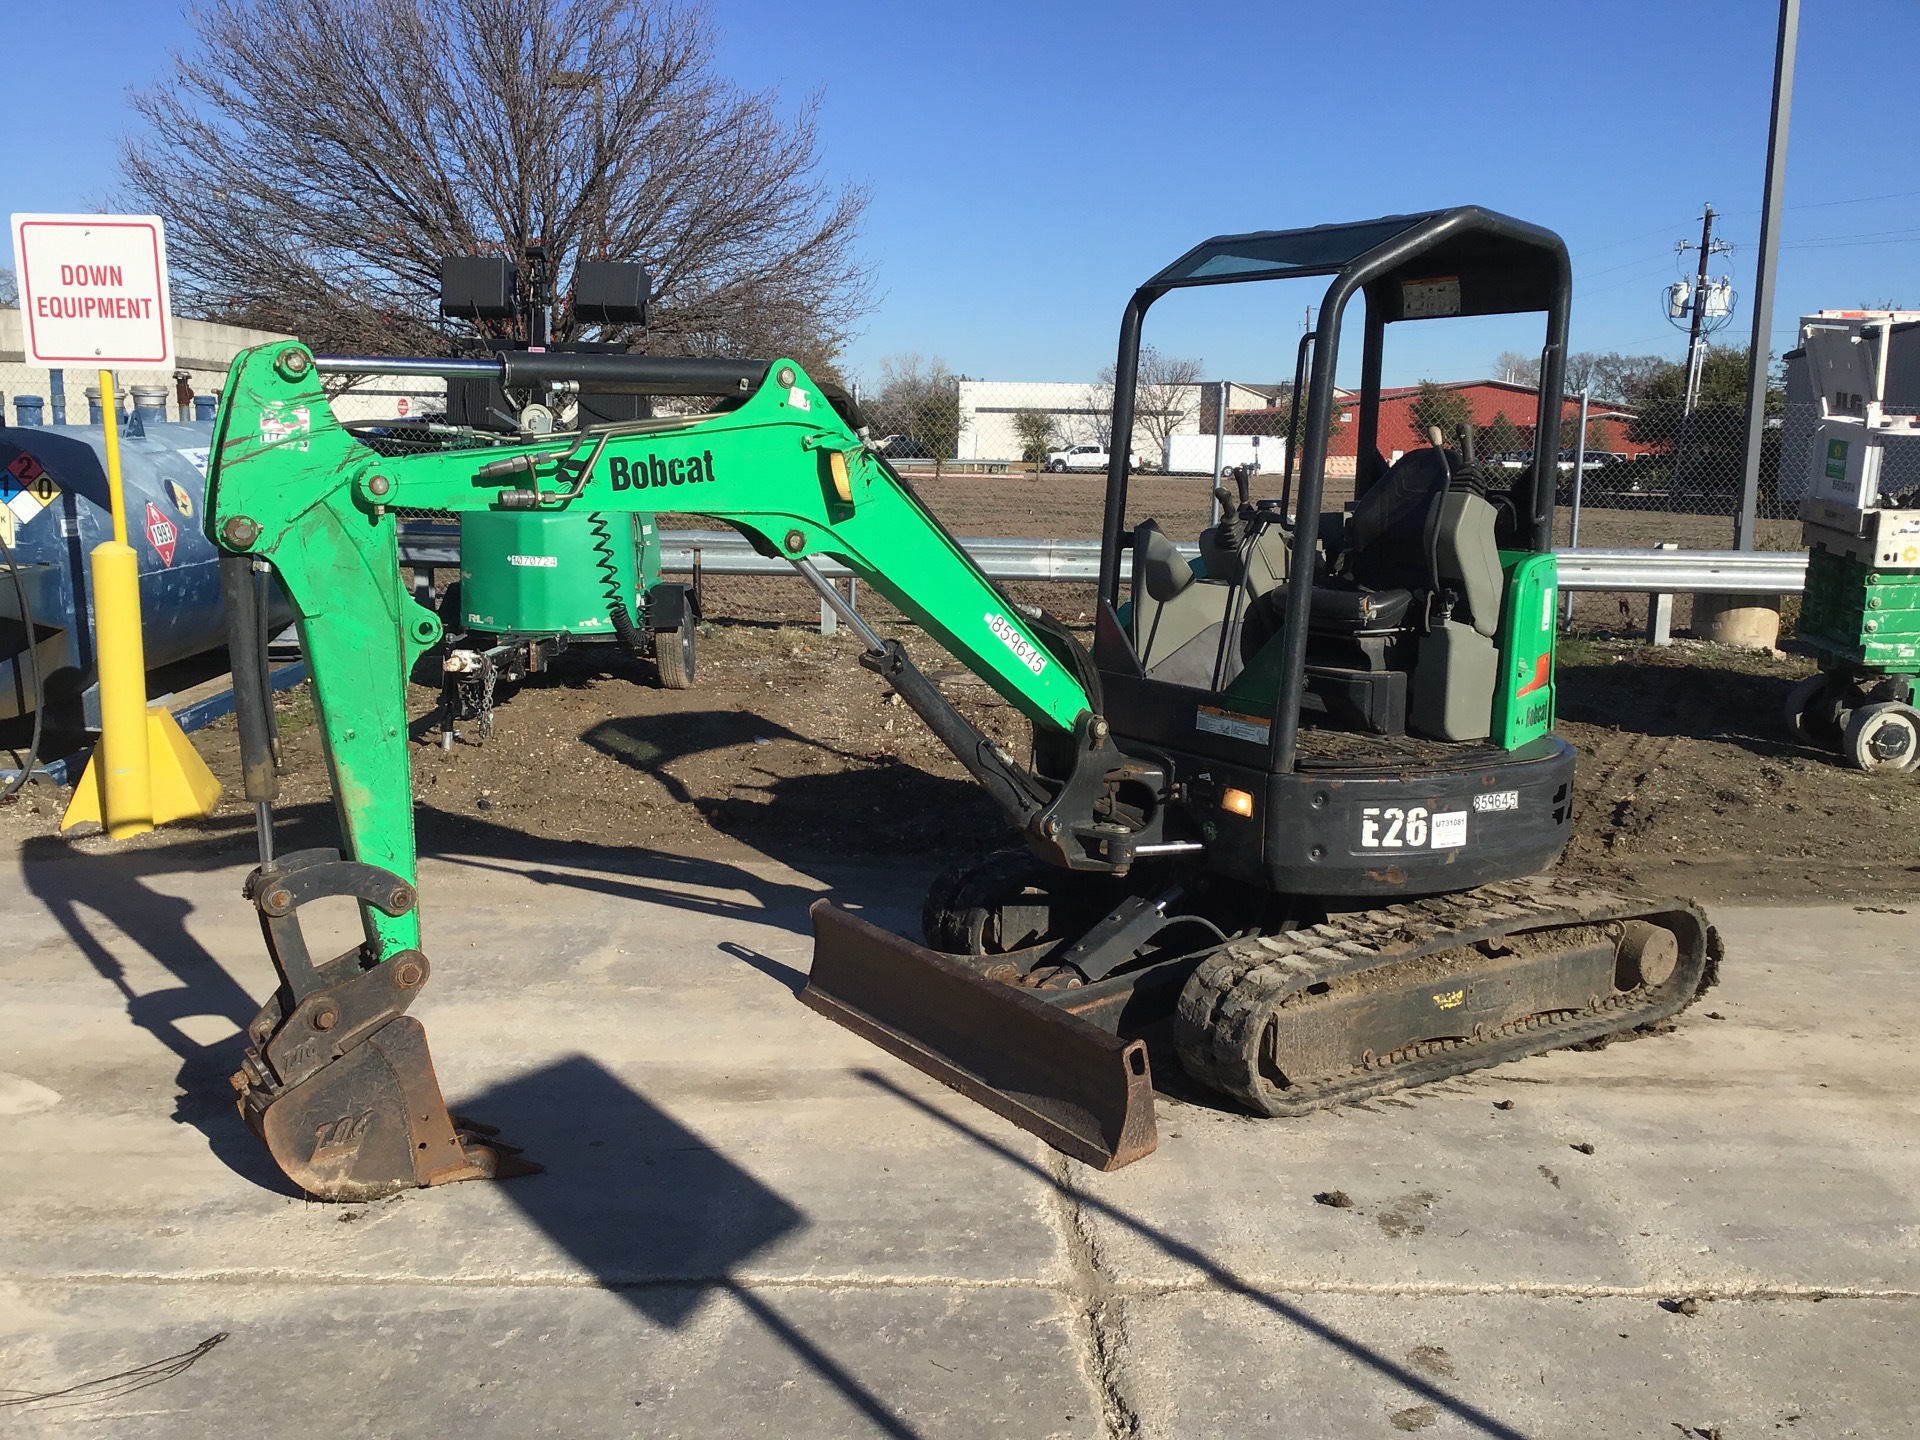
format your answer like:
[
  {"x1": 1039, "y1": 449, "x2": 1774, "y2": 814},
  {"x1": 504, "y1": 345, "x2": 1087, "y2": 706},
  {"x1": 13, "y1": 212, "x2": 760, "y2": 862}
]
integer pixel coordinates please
[
  {"x1": 231, "y1": 849, "x2": 538, "y2": 1202},
  {"x1": 804, "y1": 902, "x2": 1157, "y2": 1170},
  {"x1": 242, "y1": 1015, "x2": 528, "y2": 1202}
]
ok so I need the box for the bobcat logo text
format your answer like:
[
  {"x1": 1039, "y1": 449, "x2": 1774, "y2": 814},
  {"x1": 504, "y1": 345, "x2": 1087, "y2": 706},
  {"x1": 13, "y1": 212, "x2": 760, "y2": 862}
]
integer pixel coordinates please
[{"x1": 608, "y1": 451, "x2": 717, "y2": 490}]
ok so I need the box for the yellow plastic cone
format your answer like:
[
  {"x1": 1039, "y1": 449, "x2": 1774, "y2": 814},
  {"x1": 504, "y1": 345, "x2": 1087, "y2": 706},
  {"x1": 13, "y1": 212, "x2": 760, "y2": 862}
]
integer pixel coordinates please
[{"x1": 62, "y1": 707, "x2": 222, "y2": 834}]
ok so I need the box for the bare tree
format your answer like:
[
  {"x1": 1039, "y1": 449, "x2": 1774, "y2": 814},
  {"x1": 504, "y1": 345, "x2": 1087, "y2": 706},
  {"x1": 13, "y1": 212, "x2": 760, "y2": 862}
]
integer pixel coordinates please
[
  {"x1": 868, "y1": 353, "x2": 963, "y2": 472},
  {"x1": 1132, "y1": 347, "x2": 1203, "y2": 468},
  {"x1": 1081, "y1": 371, "x2": 1115, "y2": 448},
  {"x1": 1493, "y1": 349, "x2": 1540, "y2": 387},
  {"x1": 1092, "y1": 345, "x2": 1201, "y2": 462},
  {"x1": 117, "y1": 0, "x2": 871, "y2": 372},
  {"x1": 1571, "y1": 352, "x2": 1669, "y2": 407},
  {"x1": 0, "y1": 267, "x2": 15, "y2": 307}
]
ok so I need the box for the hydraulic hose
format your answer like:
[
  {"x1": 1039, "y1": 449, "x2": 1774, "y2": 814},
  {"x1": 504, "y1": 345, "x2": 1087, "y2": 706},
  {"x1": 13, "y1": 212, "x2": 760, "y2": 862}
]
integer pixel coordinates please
[
  {"x1": 0, "y1": 529, "x2": 45, "y2": 803},
  {"x1": 587, "y1": 513, "x2": 645, "y2": 655}
]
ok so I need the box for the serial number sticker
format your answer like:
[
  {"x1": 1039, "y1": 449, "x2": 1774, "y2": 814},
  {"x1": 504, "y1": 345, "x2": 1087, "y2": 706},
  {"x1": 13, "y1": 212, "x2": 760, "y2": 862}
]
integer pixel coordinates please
[
  {"x1": 506, "y1": 553, "x2": 559, "y2": 568},
  {"x1": 1430, "y1": 810, "x2": 1468, "y2": 848},
  {"x1": 1473, "y1": 789, "x2": 1520, "y2": 813},
  {"x1": 1195, "y1": 705, "x2": 1270, "y2": 745},
  {"x1": 985, "y1": 611, "x2": 1048, "y2": 676}
]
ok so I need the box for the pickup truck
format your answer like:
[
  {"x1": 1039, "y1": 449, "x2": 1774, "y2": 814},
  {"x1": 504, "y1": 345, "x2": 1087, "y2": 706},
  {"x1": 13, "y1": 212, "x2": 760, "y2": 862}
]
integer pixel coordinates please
[{"x1": 1044, "y1": 443, "x2": 1143, "y2": 473}]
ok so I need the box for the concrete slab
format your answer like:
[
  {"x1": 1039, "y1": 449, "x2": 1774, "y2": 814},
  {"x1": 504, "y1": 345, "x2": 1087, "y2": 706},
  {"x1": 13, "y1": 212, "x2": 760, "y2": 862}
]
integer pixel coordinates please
[
  {"x1": 1063, "y1": 905, "x2": 1920, "y2": 1297},
  {"x1": 0, "y1": 1280, "x2": 1097, "y2": 1439},
  {"x1": 1116, "y1": 1291, "x2": 1917, "y2": 1439},
  {"x1": 3, "y1": 830, "x2": 1916, "y2": 1437},
  {"x1": 0, "y1": 844, "x2": 1069, "y2": 1290}
]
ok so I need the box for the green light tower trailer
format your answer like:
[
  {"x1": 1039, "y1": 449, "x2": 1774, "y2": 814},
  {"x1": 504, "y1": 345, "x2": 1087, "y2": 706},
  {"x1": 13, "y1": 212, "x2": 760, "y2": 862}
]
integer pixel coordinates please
[{"x1": 440, "y1": 506, "x2": 695, "y2": 738}]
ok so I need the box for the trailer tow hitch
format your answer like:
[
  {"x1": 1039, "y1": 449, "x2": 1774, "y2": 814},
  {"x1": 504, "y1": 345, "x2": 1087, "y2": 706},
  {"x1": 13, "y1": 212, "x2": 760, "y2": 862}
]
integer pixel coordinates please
[{"x1": 230, "y1": 848, "x2": 539, "y2": 1201}]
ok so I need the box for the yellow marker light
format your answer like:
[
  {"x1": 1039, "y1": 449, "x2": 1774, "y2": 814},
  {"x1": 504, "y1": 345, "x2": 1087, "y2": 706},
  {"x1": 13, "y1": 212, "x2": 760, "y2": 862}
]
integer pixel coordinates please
[
  {"x1": 828, "y1": 449, "x2": 853, "y2": 503},
  {"x1": 1220, "y1": 787, "x2": 1255, "y2": 818}
]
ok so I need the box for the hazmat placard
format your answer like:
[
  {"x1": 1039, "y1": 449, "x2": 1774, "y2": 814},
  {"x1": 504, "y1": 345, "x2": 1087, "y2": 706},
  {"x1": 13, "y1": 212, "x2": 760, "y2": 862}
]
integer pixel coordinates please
[
  {"x1": 144, "y1": 502, "x2": 179, "y2": 567},
  {"x1": 1, "y1": 450, "x2": 61, "y2": 530},
  {"x1": 9, "y1": 213, "x2": 173, "y2": 366}
]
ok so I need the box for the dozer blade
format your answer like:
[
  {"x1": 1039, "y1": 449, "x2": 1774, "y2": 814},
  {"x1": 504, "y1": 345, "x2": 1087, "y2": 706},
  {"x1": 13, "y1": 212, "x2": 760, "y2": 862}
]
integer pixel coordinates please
[
  {"x1": 232, "y1": 849, "x2": 539, "y2": 1202},
  {"x1": 804, "y1": 901, "x2": 1157, "y2": 1170}
]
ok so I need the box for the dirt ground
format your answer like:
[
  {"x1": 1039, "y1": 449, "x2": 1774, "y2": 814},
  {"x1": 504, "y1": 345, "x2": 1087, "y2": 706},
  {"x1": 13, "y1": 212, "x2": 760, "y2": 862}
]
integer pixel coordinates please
[
  {"x1": 3, "y1": 471, "x2": 1904, "y2": 905},
  {"x1": 7, "y1": 614, "x2": 1916, "y2": 908}
]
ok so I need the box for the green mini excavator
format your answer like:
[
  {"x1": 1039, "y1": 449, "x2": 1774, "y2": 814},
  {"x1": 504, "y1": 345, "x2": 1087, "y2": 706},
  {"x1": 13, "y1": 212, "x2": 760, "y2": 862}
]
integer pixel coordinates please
[{"x1": 206, "y1": 208, "x2": 1718, "y2": 1200}]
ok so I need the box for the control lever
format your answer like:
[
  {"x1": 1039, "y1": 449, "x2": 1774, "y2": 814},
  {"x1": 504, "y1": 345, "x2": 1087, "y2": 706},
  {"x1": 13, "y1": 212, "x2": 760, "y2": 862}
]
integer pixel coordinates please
[
  {"x1": 1212, "y1": 487, "x2": 1245, "y2": 550},
  {"x1": 1230, "y1": 462, "x2": 1252, "y2": 512}
]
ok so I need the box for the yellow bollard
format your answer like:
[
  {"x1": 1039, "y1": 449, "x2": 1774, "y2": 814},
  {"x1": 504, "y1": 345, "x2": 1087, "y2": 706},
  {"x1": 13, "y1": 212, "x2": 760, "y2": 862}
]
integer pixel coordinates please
[{"x1": 61, "y1": 371, "x2": 220, "y2": 837}]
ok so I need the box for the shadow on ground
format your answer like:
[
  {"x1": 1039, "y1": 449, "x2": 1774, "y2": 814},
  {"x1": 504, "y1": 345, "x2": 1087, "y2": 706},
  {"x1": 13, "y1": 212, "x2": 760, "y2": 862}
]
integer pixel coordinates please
[
  {"x1": 580, "y1": 709, "x2": 1011, "y2": 862},
  {"x1": 461, "y1": 1054, "x2": 927, "y2": 1438},
  {"x1": 858, "y1": 1068, "x2": 1536, "y2": 1440},
  {"x1": 14, "y1": 805, "x2": 882, "y2": 1193},
  {"x1": 1557, "y1": 657, "x2": 1804, "y2": 757}
]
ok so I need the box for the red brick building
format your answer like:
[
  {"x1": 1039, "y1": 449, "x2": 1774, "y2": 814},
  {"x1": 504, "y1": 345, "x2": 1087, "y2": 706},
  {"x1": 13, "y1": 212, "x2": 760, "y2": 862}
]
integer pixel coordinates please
[{"x1": 1230, "y1": 380, "x2": 1647, "y2": 460}]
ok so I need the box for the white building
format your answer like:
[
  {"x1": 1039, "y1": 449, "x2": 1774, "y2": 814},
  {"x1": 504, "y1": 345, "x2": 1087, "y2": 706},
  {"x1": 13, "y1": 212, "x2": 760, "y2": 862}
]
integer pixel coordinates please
[
  {"x1": 0, "y1": 309, "x2": 445, "y2": 425},
  {"x1": 955, "y1": 379, "x2": 1203, "y2": 462}
]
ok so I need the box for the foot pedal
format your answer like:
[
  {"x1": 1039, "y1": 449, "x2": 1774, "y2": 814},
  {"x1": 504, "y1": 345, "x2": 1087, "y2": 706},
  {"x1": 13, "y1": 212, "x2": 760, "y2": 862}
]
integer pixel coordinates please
[{"x1": 231, "y1": 850, "x2": 539, "y2": 1201}]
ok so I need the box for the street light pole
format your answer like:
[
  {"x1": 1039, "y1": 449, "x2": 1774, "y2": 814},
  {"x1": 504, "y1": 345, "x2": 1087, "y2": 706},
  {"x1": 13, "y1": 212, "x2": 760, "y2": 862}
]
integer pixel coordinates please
[{"x1": 1735, "y1": 0, "x2": 1800, "y2": 551}]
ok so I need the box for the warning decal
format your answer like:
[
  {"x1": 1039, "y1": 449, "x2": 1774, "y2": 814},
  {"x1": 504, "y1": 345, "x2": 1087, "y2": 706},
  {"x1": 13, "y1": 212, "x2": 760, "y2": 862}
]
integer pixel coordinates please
[{"x1": 145, "y1": 501, "x2": 179, "y2": 567}]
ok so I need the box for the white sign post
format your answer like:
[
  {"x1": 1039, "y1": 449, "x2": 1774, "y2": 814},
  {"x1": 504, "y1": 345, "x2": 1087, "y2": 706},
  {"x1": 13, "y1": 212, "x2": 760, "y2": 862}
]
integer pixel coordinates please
[{"x1": 7, "y1": 212, "x2": 216, "y2": 836}]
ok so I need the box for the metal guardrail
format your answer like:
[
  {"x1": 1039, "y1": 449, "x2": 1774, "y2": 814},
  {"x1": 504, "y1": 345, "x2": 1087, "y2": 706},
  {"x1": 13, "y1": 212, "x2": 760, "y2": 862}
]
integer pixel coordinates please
[
  {"x1": 396, "y1": 522, "x2": 1809, "y2": 594},
  {"x1": 1552, "y1": 547, "x2": 1806, "y2": 594}
]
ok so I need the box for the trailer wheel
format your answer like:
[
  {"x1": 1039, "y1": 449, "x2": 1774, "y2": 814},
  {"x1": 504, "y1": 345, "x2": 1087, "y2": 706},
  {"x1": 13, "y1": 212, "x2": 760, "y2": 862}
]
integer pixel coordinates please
[
  {"x1": 656, "y1": 609, "x2": 696, "y2": 690},
  {"x1": 1842, "y1": 702, "x2": 1920, "y2": 772},
  {"x1": 1781, "y1": 675, "x2": 1843, "y2": 748}
]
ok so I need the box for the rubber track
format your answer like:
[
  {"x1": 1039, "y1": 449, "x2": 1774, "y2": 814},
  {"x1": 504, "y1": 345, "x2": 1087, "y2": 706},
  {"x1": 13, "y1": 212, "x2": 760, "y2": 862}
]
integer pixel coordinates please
[{"x1": 1173, "y1": 875, "x2": 1722, "y2": 1115}]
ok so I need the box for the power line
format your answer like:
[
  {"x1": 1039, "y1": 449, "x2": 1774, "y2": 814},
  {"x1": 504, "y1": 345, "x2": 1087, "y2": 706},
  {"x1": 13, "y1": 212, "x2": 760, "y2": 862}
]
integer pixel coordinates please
[
  {"x1": 1723, "y1": 186, "x2": 1920, "y2": 216},
  {"x1": 1779, "y1": 227, "x2": 1920, "y2": 250}
]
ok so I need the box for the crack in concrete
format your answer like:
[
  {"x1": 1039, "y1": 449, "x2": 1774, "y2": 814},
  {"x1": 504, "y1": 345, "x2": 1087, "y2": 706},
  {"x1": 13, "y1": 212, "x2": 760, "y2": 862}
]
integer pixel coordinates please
[
  {"x1": 1045, "y1": 1152, "x2": 1142, "y2": 1440},
  {"x1": 7, "y1": 1271, "x2": 1914, "y2": 1303}
]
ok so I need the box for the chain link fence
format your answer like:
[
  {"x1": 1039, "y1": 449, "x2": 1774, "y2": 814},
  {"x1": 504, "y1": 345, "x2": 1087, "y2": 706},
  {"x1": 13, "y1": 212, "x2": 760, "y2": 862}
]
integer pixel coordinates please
[{"x1": 0, "y1": 339, "x2": 1827, "y2": 638}]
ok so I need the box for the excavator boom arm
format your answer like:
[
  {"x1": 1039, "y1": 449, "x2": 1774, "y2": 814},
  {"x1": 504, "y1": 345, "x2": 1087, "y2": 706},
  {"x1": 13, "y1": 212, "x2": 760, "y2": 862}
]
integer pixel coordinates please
[{"x1": 204, "y1": 343, "x2": 1097, "y2": 960}]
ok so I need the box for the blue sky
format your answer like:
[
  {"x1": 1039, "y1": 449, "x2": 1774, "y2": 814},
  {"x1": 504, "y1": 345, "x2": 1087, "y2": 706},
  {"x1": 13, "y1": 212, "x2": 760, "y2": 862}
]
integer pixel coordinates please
[{"x1": 7, "y1": 0, "x2": 1916, "y2": 388}]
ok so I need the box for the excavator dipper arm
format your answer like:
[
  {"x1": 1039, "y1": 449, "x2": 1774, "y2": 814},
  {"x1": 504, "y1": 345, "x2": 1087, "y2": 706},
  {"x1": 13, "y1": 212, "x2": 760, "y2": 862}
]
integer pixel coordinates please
[{"x1": 204, "y1": 343, "x2": 1163, "y2": 1197}]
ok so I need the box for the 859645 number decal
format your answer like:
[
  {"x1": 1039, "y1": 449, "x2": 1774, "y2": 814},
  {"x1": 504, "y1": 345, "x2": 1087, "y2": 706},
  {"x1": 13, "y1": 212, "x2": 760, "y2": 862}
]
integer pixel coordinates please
[{"x1": 1359, "y1": 806, "x2": 1468, "y2": 850}]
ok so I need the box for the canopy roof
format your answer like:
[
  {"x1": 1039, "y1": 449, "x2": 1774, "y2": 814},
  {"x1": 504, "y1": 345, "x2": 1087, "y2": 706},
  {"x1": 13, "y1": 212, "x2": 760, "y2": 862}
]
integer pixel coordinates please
[{"x1": 1143, "y1": 207, "x2": 1569, "y2": 320}]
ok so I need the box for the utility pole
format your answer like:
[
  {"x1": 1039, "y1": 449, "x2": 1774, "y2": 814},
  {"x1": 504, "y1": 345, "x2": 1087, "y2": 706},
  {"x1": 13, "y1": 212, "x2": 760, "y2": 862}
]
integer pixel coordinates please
[
  {"x1": 1683, "y1": 205, "x2": 1718, "y2": 415},
  {"x1": 1735, "y1": 0, "x2": 1799, "y2": 550}
]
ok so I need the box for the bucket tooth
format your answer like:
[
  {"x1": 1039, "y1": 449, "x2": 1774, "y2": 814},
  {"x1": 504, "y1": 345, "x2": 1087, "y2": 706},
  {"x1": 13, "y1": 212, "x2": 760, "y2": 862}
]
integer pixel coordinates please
[{"x1": 804, "y1": 901, "x2": 1157, "y2": 1170}]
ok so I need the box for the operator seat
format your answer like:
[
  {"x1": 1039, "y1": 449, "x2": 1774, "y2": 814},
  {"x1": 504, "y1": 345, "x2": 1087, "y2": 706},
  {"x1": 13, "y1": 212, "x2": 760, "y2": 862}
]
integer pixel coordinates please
[
  {"x1": 1231, "y1": 446, "x2": 1512, "y2": 740},
  {"x1": 1130, "y1": 517, "x2": 1295, "y2": 689}
]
